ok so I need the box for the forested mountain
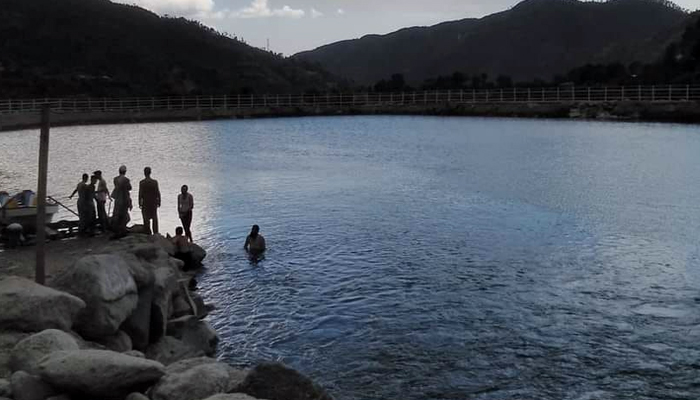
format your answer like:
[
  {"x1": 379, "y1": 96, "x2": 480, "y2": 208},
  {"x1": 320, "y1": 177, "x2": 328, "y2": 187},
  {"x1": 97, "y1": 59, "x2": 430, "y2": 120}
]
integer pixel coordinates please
[
  {"x1": 294, "y1": 0, "x2": 692, "y2": 85},
  {"x1": 0, "y1": 0, "x2": 341, "y2": 98}
]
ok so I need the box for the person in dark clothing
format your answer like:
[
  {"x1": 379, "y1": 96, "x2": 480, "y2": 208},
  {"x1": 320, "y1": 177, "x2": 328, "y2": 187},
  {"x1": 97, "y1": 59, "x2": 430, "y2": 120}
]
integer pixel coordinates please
[
  {"x1": 177, "y1": 185, "x2": 194, "y2": 242},
  {"x1": 111, "y1": 165, "x2": 132, "y2": 239},
  {"x1": 69, "y1": 173, "x2": 89, "y2": 234},
  {"x1": 139, "y1": 167, "x2": 161, "y2": 235},
  {"x1": 94, "y1": 170, "x2": 110, "y2": 232},
  {"x1": 84, "y1": 175, "x2": 98, "y2": 234}
]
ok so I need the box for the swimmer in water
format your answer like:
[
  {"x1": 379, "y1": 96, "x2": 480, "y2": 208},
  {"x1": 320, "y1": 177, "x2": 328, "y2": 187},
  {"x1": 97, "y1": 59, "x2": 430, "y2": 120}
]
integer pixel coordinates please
[{"x1": 244, "y1": 224, "x2": 266, "y2": 258}]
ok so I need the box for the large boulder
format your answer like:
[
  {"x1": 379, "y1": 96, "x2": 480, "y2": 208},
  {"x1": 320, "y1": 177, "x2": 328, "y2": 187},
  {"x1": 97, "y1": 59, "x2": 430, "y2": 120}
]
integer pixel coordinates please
[
  {"x1": 189, "y1": 243, "x2": 207, "y2": 268},
  {"x1": 121, "y1": 286, "x2": 154, "y2": 351},
  {"x1": 145, "y1": 336, "x2": 204, "y2": 366},
  {"x1": 95, "y1": 330, "x2": 132, "y2": 353},
  {"x1": 10, "y1": 371, "x2": 57, "y2": 400},
  {"x1": 52, "y1": 255, "x2": 138, "y2": 340},
  {"x1": 150, "y1": 357, "x2": 245, "y2": 400},
  {"x1": 0, "y1": 277, "x2": 85, "y2": 333},
  {"x1": 38, "y1": 350, "x2": 165, "y2": 399},
  {"x1": 238, "y1": 363, "x2": 333, "y2": 400},
  {"x1": 166, "y1": 316, "x2": 219, "y2": 356},
  {"x1": 125, "y1": 393, "x2": 149, "y2": 400},
  {"x1": 9, "y1": 330, "x2": 79, "y2": 375},
  {"x1": 0, "y1": 332, "x2": 29, "y2": 378},
  {"x1": 0, "y1": 378, "x2": 10, "y2": 397},
  {"x1": 151, "y1": 266, "x2": 179, "y2": 342},
  {"x1": 203, "y1": 395, "x2": 261, "y2": 400}
]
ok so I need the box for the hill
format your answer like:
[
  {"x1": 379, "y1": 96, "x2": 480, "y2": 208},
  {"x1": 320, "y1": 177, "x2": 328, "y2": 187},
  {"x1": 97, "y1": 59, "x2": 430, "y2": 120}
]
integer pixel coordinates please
[
  {"x1": 294, "y1": 0, "x2": 692, "y2": 85},
  {"x1": 0, "y1": 0, "x2": 340, "y2": 98}
]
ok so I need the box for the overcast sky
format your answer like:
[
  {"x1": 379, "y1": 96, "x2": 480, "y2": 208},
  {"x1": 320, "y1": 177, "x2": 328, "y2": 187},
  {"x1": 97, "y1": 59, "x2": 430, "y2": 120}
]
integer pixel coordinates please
[{"x1": 121, "y1": 0, "x2": 700, "y2": 56}]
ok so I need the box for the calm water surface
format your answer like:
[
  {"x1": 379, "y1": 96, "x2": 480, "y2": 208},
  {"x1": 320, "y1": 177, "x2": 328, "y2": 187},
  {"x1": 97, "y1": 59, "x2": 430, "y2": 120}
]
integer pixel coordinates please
[{"x1": 2, "y1": 116, "x2": 700, "y2": 399}]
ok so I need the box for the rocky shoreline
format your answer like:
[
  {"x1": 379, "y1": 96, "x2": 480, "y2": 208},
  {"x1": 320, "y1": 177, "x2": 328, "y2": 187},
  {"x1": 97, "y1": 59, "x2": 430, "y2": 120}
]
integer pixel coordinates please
[{"x1": 0, "y1": 234, "x2": 333, "y2": 400}]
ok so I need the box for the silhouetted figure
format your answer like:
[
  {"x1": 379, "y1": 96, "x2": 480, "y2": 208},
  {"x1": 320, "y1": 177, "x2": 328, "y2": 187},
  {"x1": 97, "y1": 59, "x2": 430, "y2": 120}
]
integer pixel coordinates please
[
  {"x1": 111, "y1": 165, "x2": 132, "y2": 239},
  {"x1": 177, "y1": 185, "x2": 194, "y2": 242},
  {"x1": 84, "y1": 175, "x2": 98, "y2": 235},
  {"x1": 244, "y1": 225, "x2": 266, "y2": 257},
  {"x1": 139, "y1": 167, "x2": 161, "y2": 235},
  {"x1": 94, "y1": 170, "x2": 110, "y2": 232},
  {"x1": 69, "y1": 173, "x2": 89, "y2": 234}
]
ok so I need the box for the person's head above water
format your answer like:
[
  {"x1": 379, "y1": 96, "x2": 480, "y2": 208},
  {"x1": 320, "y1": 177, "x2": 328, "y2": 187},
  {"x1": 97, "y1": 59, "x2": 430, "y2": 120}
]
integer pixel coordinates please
[
  {"x1": 181, "y1": 185, "x2": 188, "y2": 195},
  {"x1": 144, "y1": 167, "x2": 152, "y2": 177},
  {"x1": 250, "y1": 224, "x2": 260, "y2": 238},
  {"x1": 176, "y1": 227, "x2": 183, "y2": 236},
  {"x1": 119, "y1": 165, "x2": 127, "y2": 175}
]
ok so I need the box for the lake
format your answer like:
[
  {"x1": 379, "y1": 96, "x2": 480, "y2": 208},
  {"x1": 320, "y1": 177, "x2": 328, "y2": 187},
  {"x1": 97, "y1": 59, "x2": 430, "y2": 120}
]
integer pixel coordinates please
[{"x1": 2, "y1": 116, "x2": 700, "y2": 399}]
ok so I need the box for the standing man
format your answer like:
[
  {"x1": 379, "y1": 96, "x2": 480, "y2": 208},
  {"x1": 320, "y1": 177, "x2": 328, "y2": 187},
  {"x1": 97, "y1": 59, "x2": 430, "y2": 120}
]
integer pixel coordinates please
[
  {"x1": 94, "y1": 170, "x2": 110, "y2": 233},
  {"x1": 177, "y1": 185, "x2": 194, "y2": 243},
  {"x1": 111, "y1": 165, "x2": 132, "y2": 239},
  {"x1": 69, "y1": 173, "x2": 89, "y2": 234},
  {"x1": 139, "y1": 167, "x2": 161, "y2": 235}
]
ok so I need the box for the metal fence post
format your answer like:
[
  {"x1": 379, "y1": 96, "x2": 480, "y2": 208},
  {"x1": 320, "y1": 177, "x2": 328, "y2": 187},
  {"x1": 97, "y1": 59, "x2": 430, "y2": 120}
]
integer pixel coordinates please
[
  {"x1": 621, "y1": 87, "x2": 625, "y2": 101},
  {"x1": 669, "y1": 85, "x2": 672, "y2": 101},
  {"x1": 604, "y1": 87, "x2": 608, "y2": 102},
  {"x1": 638, "y1": 85, "x2": 642, "y2": 101},
  {"x1": 652, "y1": 86, "x2": 655, "y2": 102},
  {"x1": 687, "y1": 85, "x2": 690, "y2": 101}
]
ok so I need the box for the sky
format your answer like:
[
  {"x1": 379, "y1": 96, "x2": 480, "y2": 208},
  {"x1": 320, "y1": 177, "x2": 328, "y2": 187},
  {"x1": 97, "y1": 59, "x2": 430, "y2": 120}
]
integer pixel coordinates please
[{"x1": 120, "y1": 0, "x2": 700, "y2": 56}]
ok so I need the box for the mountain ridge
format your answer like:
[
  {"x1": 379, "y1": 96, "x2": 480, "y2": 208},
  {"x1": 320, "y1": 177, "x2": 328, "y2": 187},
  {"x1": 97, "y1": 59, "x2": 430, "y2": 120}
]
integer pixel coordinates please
[
  {"x1": 0, "y1": 0, "x2": 340, "y2": 98},
  {"x1": 294, "y1": 0, "x2": 692, "y2": 85}
]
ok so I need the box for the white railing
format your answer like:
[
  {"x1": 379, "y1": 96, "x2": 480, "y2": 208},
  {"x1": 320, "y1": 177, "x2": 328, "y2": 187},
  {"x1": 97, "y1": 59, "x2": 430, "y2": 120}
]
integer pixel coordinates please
[{"x1": 1, "y1": 85, "x2": 699, "y2": 115}]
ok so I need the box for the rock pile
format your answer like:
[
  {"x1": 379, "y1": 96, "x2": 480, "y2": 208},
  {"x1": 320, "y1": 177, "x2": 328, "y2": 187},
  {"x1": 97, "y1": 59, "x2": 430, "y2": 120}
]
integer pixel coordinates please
[{"x1": 0, "y1": 234, "x2": 333, "y2": 400}]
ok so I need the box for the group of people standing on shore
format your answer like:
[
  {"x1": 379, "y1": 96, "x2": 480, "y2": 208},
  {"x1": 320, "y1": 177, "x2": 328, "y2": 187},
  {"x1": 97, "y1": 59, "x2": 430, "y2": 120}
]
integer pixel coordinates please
[{"x1": 70, "y1": 165, "x2": 194, "y2": 241}]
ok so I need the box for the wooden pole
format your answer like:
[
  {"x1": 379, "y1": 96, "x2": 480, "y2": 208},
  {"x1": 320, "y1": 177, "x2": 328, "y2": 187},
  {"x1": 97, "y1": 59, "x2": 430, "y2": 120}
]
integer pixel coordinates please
[{"x1": 35, "y1": 105, "x2": 50, "y2": 285}]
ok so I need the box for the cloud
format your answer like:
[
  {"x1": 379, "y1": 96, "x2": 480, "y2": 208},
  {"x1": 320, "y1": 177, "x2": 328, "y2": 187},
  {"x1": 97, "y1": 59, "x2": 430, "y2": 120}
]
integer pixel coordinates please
[
  {"x1": 232, "y1": 0, "x2": 305, "y2": 18},
  {"x1": 310, "y1": 8, "x2": 323, "y2": 18},
  {"x1": 336, "y1": 8, "x2": 345, "y2": 15},
  {"x1": 120, "y1": 0, "x2": 215, "y2": 14}
]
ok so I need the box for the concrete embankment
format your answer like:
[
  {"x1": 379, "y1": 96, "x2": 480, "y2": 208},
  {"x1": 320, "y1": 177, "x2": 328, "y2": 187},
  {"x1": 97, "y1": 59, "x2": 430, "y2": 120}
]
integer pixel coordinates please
[
  {"x1": 0, "y1": 234, "x2": 334, "y2": 400},
  {"x1": 1, "y1": 101, "x2": 699, "y2": 131}
]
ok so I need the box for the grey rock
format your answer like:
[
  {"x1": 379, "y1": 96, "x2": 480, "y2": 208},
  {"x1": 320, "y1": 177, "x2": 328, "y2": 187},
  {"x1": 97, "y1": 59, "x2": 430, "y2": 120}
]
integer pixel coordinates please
[
  {"x1": 151, "y1": 267, "x2": 179, "y2": 343},
  {"x1": 150, "y1": 357, "x2": 240, "y2": 400},
  {"x1": 9, "y1": 330, "x2": 79, "y2": 374},
  {"x1": 52, "y1": 254, "x2": 138, "y2": 340},
  {"x1": 0, "y1": 378, "x2": 10, "y2": 397},
  {"x1": 120, "y1": 253, "x2": 156, "y2": 289},
  {"x1": 166, "y1": 316, "x2": 219, "y2": 356},
  {"x1": 0, "y1": 277, "x2": 85, "y2": 333},
  {"x1": 171, "y1": 294, "x2": 193, "y2": 319},
  {"x1": 0, "y1": 332, "x2": 29, "y2": 379},
  {"x1": 144, "y1": 336, "x2": 204, "y2": 366},
  {"x1": 67, "y1": 331, "x2": 107, "y2": 350},
  {"x1": 238, "y1": 362, "x2": 333, "y2": 400},
  {"x1": 38, "y1": 350, "x2": 165, "y2": 399},
  {"x1": 96, "y1": 330, "x2": 132, "y2": 353},
  {"x1": 202, "y1": 395, "x2": 261, "y2": 400},
  {"x1": 124, "y1": 350, "x2": 145, "y2": 358},
  {"x1": 190, "y1": 243, "x2": 207, "y2": 265},
  {"x1": 124, "y1": 393, "x2": 149, "y2": 400},
  {"x1": 11, "y1": 371, "x2": 57, "y2": 400},
  {"x1": 121, "y1": 286, "x2": 154, "y2": 351}
]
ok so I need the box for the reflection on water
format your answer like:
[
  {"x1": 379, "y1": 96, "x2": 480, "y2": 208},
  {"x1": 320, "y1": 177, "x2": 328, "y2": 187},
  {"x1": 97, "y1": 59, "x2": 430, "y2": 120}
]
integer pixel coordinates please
[{"x1": 2, "y1": 116, "x2": 700, "y2": 399}]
